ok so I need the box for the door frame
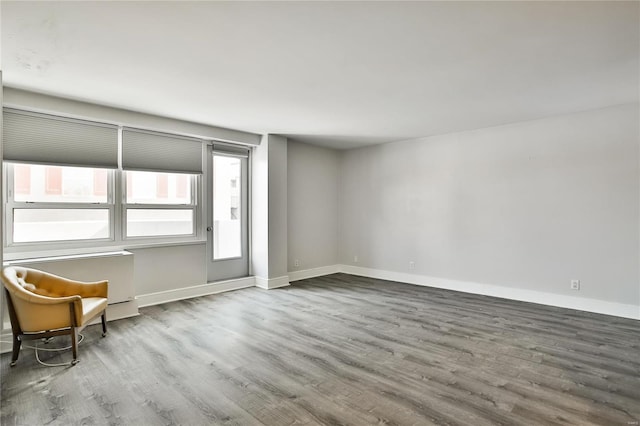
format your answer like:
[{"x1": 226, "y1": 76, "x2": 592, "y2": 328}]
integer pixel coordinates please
[{"x1": 206, "y1": 144, "x2": 251, "y2": 282}]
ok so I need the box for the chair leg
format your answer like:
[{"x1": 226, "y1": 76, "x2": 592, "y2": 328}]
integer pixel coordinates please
[
  {"x1": 6, "y1": 289, "x2": 22, "y2": 367},
  {"x1": 10, "y1": 333, "x2": 21, "y2": 367},
  {"x1": 70, "y1": 328, "x2": 79, "y2": 365},
  {"x1": 101, "y1": 311, "x2": 107, "y2": 337},
  {"x1": 68, "y1": 302, "x2": 79, "y2": 365}
]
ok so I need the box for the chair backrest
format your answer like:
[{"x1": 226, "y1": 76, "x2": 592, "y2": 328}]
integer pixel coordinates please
[
  {"x1": 2, "y1": 266, "x2": 84, "y2": 299},
  {"x1": 3, "y1": 266, "x2": 46, "y2": 296},
  {"x1": 2, "y1": 266, "x2": 79, "y2": 332}
]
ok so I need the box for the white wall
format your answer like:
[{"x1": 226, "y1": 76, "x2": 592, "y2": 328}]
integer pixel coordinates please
[
  {"x1": 287, "y1": 140, "x2": 339, "y2": 271},
  {"x1": 251, "y1": 134, "x2": 289, "y2": 286},
  {"x1": 268, "y1": 135, "x2": 288, "y2": 279},
  {"x1": 339, "y1": 104, "x2": 639, "y2": 309},
  {"x1": 129, "y1": 244, "x2": 207, "y2": 295},
  {"x1": 251, "y1": 136, "x2": 270, "y2": 279}
]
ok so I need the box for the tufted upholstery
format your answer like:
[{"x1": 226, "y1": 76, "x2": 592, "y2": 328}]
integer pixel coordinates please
[{"x1": 2, "y1": 266, "x2": 109, "y2": 366}]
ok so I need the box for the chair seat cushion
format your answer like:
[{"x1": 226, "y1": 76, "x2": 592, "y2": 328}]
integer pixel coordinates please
[{"x1": 81, "y1": 297, "x2": 108, "y2": 326}]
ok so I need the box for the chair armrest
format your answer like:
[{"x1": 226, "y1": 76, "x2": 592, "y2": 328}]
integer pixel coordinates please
[{"x1": 8, "y1": 292, "x2": 84, "y2": 332}]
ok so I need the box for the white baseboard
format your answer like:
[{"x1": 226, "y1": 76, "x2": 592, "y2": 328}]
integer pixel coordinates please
[
  {"x1": 340, "y1": 265, "x2": 640, "y2": 320},
  {"x1": 255, "y1": 275, "x2": 290, "y2": 290},
  {"x1": 288, "y1": 264, "x2": 342, "y2": 282},
  {"x1": 136, "y1": 276, "x2": 256, "y2": 308},
  {"x1": 105, "y1": 300, "x2": 139, "y2": 321}
]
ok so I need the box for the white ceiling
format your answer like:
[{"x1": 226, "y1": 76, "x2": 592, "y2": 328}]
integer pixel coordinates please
[{"x1": 2, "y1": 1, "x2": 638, "y2": 149}]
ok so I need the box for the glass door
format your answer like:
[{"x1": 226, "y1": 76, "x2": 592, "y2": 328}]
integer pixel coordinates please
[{"x1": 206, "y1": 145, "x2": 249, "y2": 282}]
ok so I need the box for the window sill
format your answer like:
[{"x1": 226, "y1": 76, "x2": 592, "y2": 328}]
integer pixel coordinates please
[
  {"x1": 4, "y1": 250, "x2": 132, "y2": 266},
  {"x1": 123, "y1": 239, "x2": 206, "y2": 251},
  {"x1": 3, "y1": 239, "x2": 206, "y2": 262}
]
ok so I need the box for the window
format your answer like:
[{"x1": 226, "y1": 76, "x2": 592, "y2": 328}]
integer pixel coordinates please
[
  {"x1": 5, "y1": 164, "x2": 199, "y2": 246},
  {"x1": 126, "y1": 171, "x2": 192, "y2": 205},
  {"x1": 120, "y1": 128, "x2": 202, "y2": 240},
  {"x1": 126, "y1": 209, "x2": 193, "y2": 238},
  {"x1": 13, "y1": 209, "x2": 110, "y2": 243},
  {"x1": 2, "y1": 109, "x2": 208, "y2": 251},
  {"x1": 14, "y1": 164, "x2": 109, "y2": 203},
  {"x1": 124, "y1": 171, "x2": 197, "y2": 238},
  {"x1": 212, "y1": 155, "x2": 242, "y2": 259},
  {"x1": 7, "y1": 164, "x2": 113, "y2": 244}
]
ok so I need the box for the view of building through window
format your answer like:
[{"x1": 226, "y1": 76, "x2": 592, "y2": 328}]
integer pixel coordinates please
[
  {"x1": 213, "y1": 155, "x2": 242, "y2": 259},
  {"x1": 8, "y1": 164, "x2": 198, "y2": 243},
  {"x1": 125, "y1": 170, "x2": 191, "y2": 205},
  {"x1": 11, "y1": 164, "x2": 111, "y2": 243},
  {"x1": 125, "y1": 170, "x2": 195, "y2": 237},
  {"x1": 14, "y1": 164, "x2": 108, "y2": 203},
  {"x1": 14, "y1": 209, "x2": 110, "y2": 242},
  {"x1": 126, "y1": 209, "x2": 193, "y2": 237}
]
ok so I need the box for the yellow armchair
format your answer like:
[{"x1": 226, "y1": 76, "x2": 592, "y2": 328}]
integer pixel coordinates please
[{"x1": 2, "y1": 266, "x2": 109, "y2": 366}]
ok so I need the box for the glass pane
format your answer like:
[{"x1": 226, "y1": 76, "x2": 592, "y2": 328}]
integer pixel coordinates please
[
  {"x1": 14, "y1": 209, "x2": 110, "y2": 242},
  {"x1": 127, "y1": 209, "x2": 193, "y2": 237},
  {"x1": 13, "y1": 164, "x2": 109, "y2": 203},
  {"x1": 126, "y1": 171, "x2": 192, "y2": 204},
  {"x1": 213, "y1": 156, "x2": 241, "y2": 259}
]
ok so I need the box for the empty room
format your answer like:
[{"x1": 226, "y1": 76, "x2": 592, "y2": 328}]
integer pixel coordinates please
[{"x1": 1, "y1": 1, "x2": 639, "y2": 425}]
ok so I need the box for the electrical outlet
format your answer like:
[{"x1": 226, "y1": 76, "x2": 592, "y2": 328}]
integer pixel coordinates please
[
  {"x1": 409, "y1": 261, "x2": 415, "y2": 270},
  {"x1": 570, "y1": 279, "x2": 580, "y2": 290},
  {"x1": 354, "y1": 255, "x2": 359, "y2": 263},
  {"x1": 294, "y1": 259, "x2": 300, "y2": 268}
]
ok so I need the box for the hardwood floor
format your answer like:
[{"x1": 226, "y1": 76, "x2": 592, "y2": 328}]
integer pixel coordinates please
[{"x1": 2, "y1": 273, "x2": 639, "y2": 425}]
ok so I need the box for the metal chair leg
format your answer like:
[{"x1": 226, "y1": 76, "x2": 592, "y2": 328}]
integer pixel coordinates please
[{"x1": 101, "y1": 311, "x2": 107, "y2": 337}]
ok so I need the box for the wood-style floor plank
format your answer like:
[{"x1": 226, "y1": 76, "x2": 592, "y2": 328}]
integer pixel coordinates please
[{"x1": 2, "y1": 273, "x2": 639, "y2": 425}]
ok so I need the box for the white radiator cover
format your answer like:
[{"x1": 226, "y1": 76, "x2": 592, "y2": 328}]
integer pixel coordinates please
[{"x1": 5, "y1": 251, "x2": 135, "y2": 305}]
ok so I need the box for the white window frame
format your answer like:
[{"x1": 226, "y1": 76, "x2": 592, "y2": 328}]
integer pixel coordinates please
[
  {"x1": 121, "y1": 171, "x2": 201, "y2": 241},
  {"x1": 3, "y1": 163, "x2": 116, "y2": 248},
  {"x1": 2, "y1": 164, "x2": 203, "y2": 253}
]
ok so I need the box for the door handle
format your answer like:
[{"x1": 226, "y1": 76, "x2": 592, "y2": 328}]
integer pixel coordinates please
[{"x1": 206, "y1": 226, "x2": 213, "y2": 232}]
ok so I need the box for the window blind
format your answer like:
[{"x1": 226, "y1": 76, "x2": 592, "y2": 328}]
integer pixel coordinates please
[
  {"x1": 3, "y1": 109, "x2": 119, "y2": 168},
  {"x1": 212, "y1": 142, "x2": 250, "y2": 158},
  {"x1": 122, "y1": 128, "x2": 204, "y2": 173}
]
